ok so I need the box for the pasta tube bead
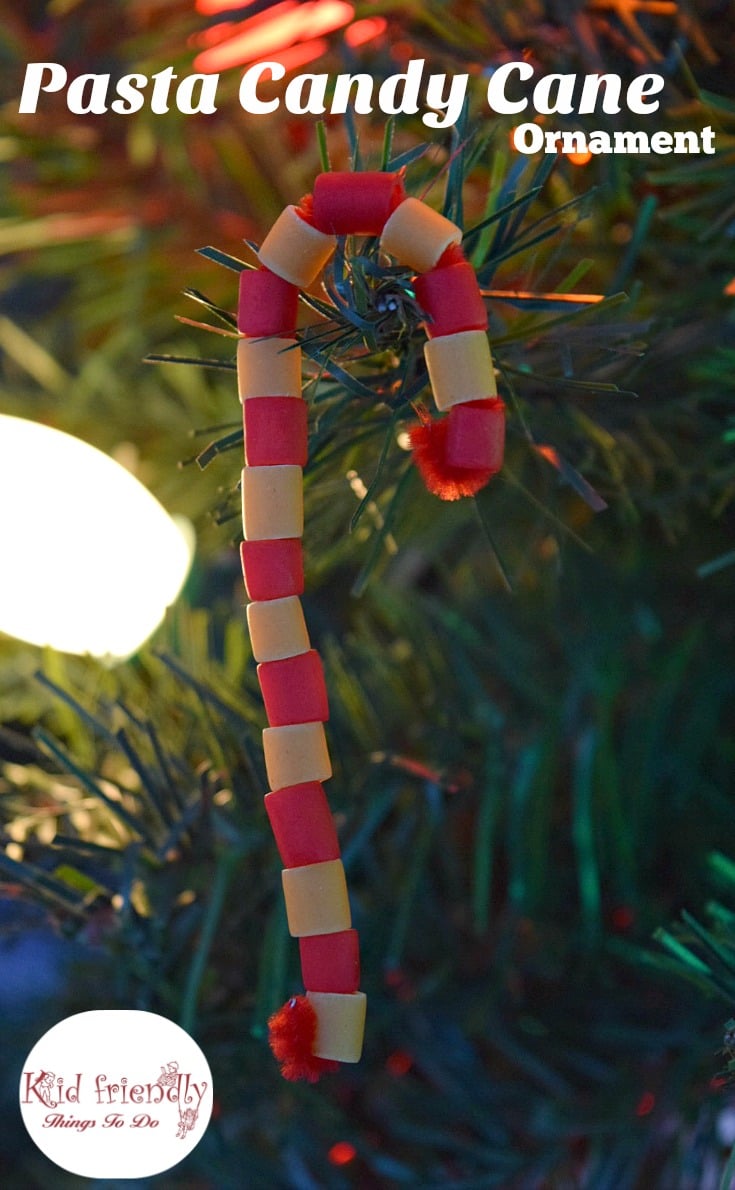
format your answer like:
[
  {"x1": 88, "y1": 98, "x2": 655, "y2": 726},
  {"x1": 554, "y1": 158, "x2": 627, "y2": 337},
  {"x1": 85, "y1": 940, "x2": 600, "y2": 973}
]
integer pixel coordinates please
[
  {"x1": 281, "y1": 859, "x2": 351, "y2": 937},
  {"x1": 299, "y1": 930, "x2": 360, "y2": 993},
  {"x1": 446, "y1": 398, "x2": 505, "y2": 471},
  {"x1": 243, "y1": 397, "x2": 308, "y2": 467},
  {"x1": 258, "y1": 205, "x2": 336, "y2": 288},
  {"x1": 257, "y1": 649, "x2": 329, "y2": 726},
  {"x1": 311, "y1": 170, "x2": 405, "y2": 235},
  {"x1": 246, "y1": 596, "x2": 310, "y2": 662},
  {"x1": 237, "y1": 337, "x2": 301, "y2": 402},
  {"x1": 380, "y1": 197, "x2": 462, "y2": 273},
  {"x1": 238, "y1": 267, "x2": 299, "y2": 337},
  {"x1": 413, "y1": 259, "x2": 488, "y2": 338},
  {"x1": 240, "y1": 538, "x2": 304, "y2": 602},
  {"x1": 262, "y1": 721, "x2": 332, "y2": 789},
  {"x1": 264, "y1": 782, "x2": 340, "y2": 867},
  {"x1": 423, "y1": 329, "x2": 498, "y2": 411},
  {"x1": 306, "y1": 991, "x2": 367, "y2": 1063},
  {"x1": 241, "y1": 465, "x2": 303, "y2": 541}
]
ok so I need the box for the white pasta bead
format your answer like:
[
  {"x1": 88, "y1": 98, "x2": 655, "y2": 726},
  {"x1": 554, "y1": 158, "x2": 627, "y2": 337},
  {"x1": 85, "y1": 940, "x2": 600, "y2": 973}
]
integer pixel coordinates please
[
  {"x1": 246, "y1": 595, "x2": 310, "y2": 662},
  {"x1": 423, "y1": 329, "x2": 498, "y2": 411},
  {"x1": 241, "y1": 465, "x2": 303, "y2": 541},
  {"x1": 237, "y1": 337, "x2": 301, "y2": 402},
  {"x1": 262, "y1": 721, "x2": 332, "y2": 789},
  {"x1": 281, "y1": 859, "x2": 351, "y2": 937},
  {"x1": 380, "y1": 197, "x2": 462, "y2": 273},
  {"x1": 258, "y1": 205, "x2": 336, "y2": 288},
  {"x1": 307, "y1": 991, "x2": 367, "y2": 1063}
]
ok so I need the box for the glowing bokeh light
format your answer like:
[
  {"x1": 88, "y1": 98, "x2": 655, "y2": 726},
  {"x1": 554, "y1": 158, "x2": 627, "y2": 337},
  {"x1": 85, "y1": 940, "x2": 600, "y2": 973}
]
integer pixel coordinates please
[
  {"x1": 327, "y1": 1141, "x2": 357, "y2": 1166},
  {"x1": 0, "y1": 415, "x2": 194, "y2": 661},
  {"x1": 344, "y1": 16, "x2": 387, "y2": 47},
  {"x1": 635, "y1": 1091, "x2": 656, "y2": 1117},
  {"x1": 385, "y1": 1049, "x2": 413, "y2": 1076}
]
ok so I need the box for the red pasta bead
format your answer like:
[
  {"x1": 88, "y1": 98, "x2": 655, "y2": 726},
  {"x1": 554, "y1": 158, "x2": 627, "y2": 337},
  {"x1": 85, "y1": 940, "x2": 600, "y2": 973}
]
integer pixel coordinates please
[
  {"x1": 240, "y1": 538, "x2": 304, "y2": 601},
  {"x1": 312, "y1": 171, "x2": 406, "y2": 236},
  {"x1": 446, "y1": 399, "x2": 505, "y2": 471},
  {"x1": 299, "y1": 929, "x2": 361, "y2": 993},
  {"x1": 413, "y1": 261, "x2": 488, "y2": 339},
  {"x1": 436, "y1": 243, "x2": 466, "y2": 268},
  {"x1": 258, "y1": 649, "x2": 329, "y2": 727},
  {"x1": 265, "y1": 781, "x2": 340, "y2": 867},
  {"x1": 244, "y1": 397, "x2": 308, "y2": 467},
  {"x1": 238, "y1": 267, "x2": 299, "y2": 337}
]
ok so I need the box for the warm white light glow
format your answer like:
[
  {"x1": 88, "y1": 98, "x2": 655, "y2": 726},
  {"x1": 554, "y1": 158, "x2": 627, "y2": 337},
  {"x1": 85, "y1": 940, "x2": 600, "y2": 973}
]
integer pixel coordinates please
[{"x1": 0, "y1": 415, "x2": 194, "y2": 661}]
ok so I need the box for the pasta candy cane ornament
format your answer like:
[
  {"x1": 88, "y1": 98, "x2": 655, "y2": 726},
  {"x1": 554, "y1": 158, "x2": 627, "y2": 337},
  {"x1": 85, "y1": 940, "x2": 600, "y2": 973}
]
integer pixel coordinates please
[{"x1": 237, "y1": 171, "x2": 505, "y2": 1082}]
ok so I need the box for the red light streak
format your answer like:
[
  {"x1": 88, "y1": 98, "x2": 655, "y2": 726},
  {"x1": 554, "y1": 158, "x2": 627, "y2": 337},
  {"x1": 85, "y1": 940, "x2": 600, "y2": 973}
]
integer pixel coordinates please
[
  {"x1": 197, "y1": 0, "x2": 258, "y2": 11},
  {"x1": 194, "y1": 1, "x2": 353, "y2": 73},
  {"x1": 344, "y1": 16, "x2": 387, "y2": 46},
  {"x1": 264, "y1": 37, "x2": 330, "y2": 73}
]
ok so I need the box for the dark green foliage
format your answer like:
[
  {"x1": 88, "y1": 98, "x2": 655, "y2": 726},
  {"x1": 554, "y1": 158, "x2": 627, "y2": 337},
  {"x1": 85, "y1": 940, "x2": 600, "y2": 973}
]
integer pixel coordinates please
[{"x1": 1, "y1": 3, "x2": 735, "y2": 1186}]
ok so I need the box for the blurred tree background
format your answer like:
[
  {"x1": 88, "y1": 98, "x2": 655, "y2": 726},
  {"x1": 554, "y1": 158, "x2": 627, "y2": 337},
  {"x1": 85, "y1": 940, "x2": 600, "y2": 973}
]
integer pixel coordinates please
[{"x1": 0, "y1": 1, "x2": 734, "y2": 1186}]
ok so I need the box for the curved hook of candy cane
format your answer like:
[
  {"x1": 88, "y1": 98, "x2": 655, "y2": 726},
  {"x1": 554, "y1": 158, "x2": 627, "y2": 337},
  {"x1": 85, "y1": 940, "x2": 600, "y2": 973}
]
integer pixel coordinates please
[{"x1": 236, "y1": 171, "x2": 505, "y2": 1081}]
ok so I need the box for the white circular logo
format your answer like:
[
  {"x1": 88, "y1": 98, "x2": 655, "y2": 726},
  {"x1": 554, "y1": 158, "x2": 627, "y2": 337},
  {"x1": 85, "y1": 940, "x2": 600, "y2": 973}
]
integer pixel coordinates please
[{"x1": 19, "y1": 1010, "x2": 213, "y2": 1179}]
